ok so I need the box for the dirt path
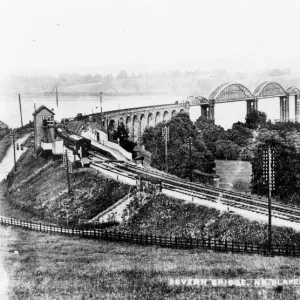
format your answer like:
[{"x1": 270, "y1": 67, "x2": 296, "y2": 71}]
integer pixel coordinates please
[
  {"x1": 0, "y1": 134, "x2": 31, "y2": 298},
  {"x1": 0, "y1": 134, "x2": 30, "y2": 182}
]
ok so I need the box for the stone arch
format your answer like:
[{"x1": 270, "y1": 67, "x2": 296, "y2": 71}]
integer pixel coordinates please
[
  {"x1": 163, "y1": 111, "x2": 170, "y2": 122},
  {"x1": 108, "y1": 119, "x2": 116, "y2": 141},
  {"x1": 132, "y1": 115, "x2": 139, "y2": 142},
  {"x1": 119, "y1": 117, "x2": 124, "y2": 126},
  {"x1": 171, "y1": 110, "x2": 177, "y2": 117},
  {"x1": 125, "y1": 116, "x2": 132, "y2": 139},
  {"x1": 147, "y1": 113, "x2": 155, "y2": 127},
  {"x1": 155, "y1": 111, "x2": 162, "y2": 125},
  {"x1": 140, "y1": 114, "x2": 147, "y2": 138}
]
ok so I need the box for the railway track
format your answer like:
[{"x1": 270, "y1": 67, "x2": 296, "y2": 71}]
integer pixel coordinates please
[{"x1": 88, "y1": 154, "x2": 300, "y2": 224}]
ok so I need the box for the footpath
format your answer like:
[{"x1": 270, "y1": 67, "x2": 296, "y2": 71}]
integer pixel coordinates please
[
  {"x1": 0, "y1": 133, "x2": 30, "y2": 299},
  {"x1": 0, "y1": 134, "x2": 30, "y2": 182}
]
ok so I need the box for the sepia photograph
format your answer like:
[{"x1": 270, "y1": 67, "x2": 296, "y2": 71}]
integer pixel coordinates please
[{"x1": 1, "y1": 0, "x2": 300, "y2": 299}]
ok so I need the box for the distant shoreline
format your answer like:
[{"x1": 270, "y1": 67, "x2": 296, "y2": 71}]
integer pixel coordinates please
[{"x1": 45, "y1": 91, "x2": 169, "y2": 97}]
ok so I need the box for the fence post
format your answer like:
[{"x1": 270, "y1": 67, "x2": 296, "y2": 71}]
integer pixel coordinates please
[
  {"x1": 225, "y1": 240, "x2": 227, "y2": 252},
  {"x1": 231, "y1": 240, "x2": 234, "y2": 252},
  {"x1": 151, "y1": 234, "x2": 153, "y2": 245},
  {"x1": 61, "y1": 226, "x2": 62, "y2": 235},
  {"x1": 208, "y1": 238, "x2": 211, "y2": 249},
  {"x1": 159, "y1": 236, "x2": 162, "y2": 247},
  {"x1": 175, "y1": 236, "x2": 178, "y2": 248},
  {"x1": 293, "y1": 245, "x2": 296, "y2": 257},
  {"x1": 245, "y1": 242, "x2": 247, "y2": 253},
  {"x1": 119, "y1": 231, "x2": 121, "y2": 242}
]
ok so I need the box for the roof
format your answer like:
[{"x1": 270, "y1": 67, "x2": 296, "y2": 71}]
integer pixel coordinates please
[{"x1": 32, "y1": 105, "x2": 55, "y2": 116}]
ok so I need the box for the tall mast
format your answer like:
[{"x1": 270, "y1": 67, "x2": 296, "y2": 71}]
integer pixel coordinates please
[
  {"x1": 56, "y1": 85, "x2": 59, "y2": 108},
  {"x1": 18, "y1": 94, "x2": 23, "y2": 128}
]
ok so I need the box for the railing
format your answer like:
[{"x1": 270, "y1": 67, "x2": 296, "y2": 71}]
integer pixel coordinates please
[{"x1": 1, "y1": 215, "x2": 300, "y2": 257}]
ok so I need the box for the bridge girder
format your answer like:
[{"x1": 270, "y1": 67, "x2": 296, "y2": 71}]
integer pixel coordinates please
[
  {"x1": 208, "y1": 82, "x2": 254, "y2": 103},
  {"x1": 253, "y1": 81, "x2": 286, "y2": 99}
]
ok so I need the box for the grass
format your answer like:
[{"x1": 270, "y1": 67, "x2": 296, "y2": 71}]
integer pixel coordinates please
[
  {"x1": 1, "y1": 226, "x2": 300, "y2": 299},
  {"x1": 3, "y1": 149, "x2": 130, "y2": 223},
  {"x1": 119, "y1": 194, "x2": 300, "y2": 245},
  {"x1": 0, "y1": 134, "x2": 12, "y2": 163}
]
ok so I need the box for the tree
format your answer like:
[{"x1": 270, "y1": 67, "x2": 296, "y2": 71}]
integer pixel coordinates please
[
  {"x1": 215, "y1": 140, "x2": 241, "y2": 160},
  {"x1": 252, "y1": 138, "x2": 300, "y2": 202},
  {"x1": 142, "y1": 113, "x2": 215, "y2": 179},
  {"x1": 112, "y1": 123, "x2": 136, "y2": 153},
  {"x1": 245, "y1": 110, "x2": 267, "y2": 129},
  {"x1": 195, "y1": 116, "x2": 227, "y2": 155}
]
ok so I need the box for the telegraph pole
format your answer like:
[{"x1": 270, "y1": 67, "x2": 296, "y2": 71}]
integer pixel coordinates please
[
  {"x1": 162, "y1": 126, "x2": 169, "y2": 173},
  {"x1": 18, "y1": 94, "x2": 23, "y2": 128},
  {"x1": 11, "y1": 130, "x2": 17, "y2": 172},
  {"x1": 64, "y1": 150, "x2": 71, "y2": 195},
  {"x1": 188, "y1": 136, "x2": 192, "y2": 182},
  {"x1": 263, "y1": 144, "x2": 275, "y2": 255},
  {"x1": 100, "y1": 92, "x2": 103, "y2": 130}
]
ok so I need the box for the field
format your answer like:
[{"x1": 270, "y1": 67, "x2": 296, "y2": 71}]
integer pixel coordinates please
[{"x1": 1, "y1": 226, "x2": 300, "y2": 300}]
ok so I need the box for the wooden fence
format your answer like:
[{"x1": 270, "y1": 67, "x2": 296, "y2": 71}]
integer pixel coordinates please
[{"x1": 1, "y1": 215, "x2": 300, "y2": 257}]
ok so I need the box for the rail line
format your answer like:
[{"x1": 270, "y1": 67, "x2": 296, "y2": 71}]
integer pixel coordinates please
[{"x1": 89, "y1": 154, "x2": 300, "y2": 224}]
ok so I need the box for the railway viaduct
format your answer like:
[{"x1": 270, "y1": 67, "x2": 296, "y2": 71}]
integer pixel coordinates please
[
  {"x1": 186, "y1": 81, "x2": 300, "y2": 125},
  {"x1": 101, "y1": 102, "x2": 189, "y2": 142},
  {"x1": 85, "y1": 81, "x2": 300, "y2": 142}
]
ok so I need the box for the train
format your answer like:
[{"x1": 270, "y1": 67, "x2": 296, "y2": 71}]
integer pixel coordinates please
[{"x1": 56, "y1": 127, "x2": 91, "y2": 158}]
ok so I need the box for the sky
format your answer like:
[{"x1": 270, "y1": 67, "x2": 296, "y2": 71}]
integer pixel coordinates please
[{"x1": 0, "y1": 0, "x2": 300, "y2": 77}]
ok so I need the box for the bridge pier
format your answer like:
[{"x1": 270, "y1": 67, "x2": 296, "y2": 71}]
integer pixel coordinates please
[
  {"x1": 295, "y1": 95, "x2": 300, "y2": 122},
  {"x1": 246, "y1": 99, "x2": 258, "y2": 115},
  {"x1": 208, "y1": 101, "x2": 215, "y2": 122},
  {"x1": 201, "y1": 105, "x2": 209, "y2": 118},
  {"x1": 280, "y1": 96, "x2": 289, "y2": 122}
]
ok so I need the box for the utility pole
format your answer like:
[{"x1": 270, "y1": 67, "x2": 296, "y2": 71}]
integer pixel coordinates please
[
  {"x1": 11, "y1": 130, "x2": 17, "y2": 172},
  {"x1": 64, "y1": 150, "x2": 71, "y2": 195},
  {"x1": 100, "y1": 92, "x2": 103, "y2": 130},
  {"x1": 107, "y1": 119, "x2": 109, "y2": 141},
  {"x1": 189, "y1": 136, "x2": 192, "y2": 182},
  {"x1": 18, "y1": 94, "x2": 23, "y2": 128},
  {"x1": 162, "y1": 126, "x2": 169, "y2": 173},
  {"x1": 263, "y1": 144, "x2": 275, "y2": 255}
]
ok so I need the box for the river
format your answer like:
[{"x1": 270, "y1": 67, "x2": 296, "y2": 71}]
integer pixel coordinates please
[{"x1": 0, "y1": 93, "x2": 201, "y2": 128}]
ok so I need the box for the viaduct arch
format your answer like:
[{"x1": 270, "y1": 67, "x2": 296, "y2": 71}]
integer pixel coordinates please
[{"x1": 101, "y1": 102, "x2": 189, "y2": 143}]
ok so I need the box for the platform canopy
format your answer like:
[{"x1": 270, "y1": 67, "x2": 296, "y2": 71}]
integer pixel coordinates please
[
  {"x1": 286, "y1": 87, "x2": 300, "y2": 96},
  {"x1": 253, "y1": 81, "x2": 286, "y2": 98},
  {"x1": 208, "y1": 83, "x2": 254, "y2": 103},
  {"x1": 186, "y1": 95, "x2": 209, "y2": 106}
]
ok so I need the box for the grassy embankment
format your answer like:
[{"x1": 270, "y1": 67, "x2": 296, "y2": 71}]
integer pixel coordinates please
[
  {"x1": 2, "y1": 149, "x2": 130, "y2": 224},
  {"x1": 118, "y1": 194, "x2": 300, "y2": 245},
  {"x1": 0, "y1": 134, "x2": 11, "y2": 163},
  {"x1": 1, "y1": 226, "x2": 300, "y2": 300}
]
